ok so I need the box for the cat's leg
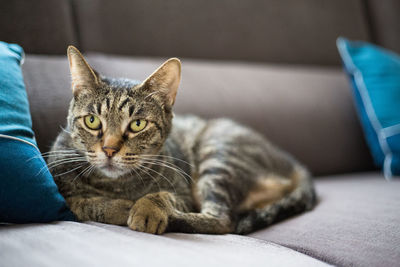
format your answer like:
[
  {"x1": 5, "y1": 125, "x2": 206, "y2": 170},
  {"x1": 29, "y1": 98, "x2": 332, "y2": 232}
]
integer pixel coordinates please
[
  {"x1": 66, "y1": 196, "x2": 134, "y2": 225},
  {"x1": 168, "y1": 171, "x2": 237, "y2": 234},
  {"x1": 128, "y1": 169, "x2": 238, "y2": 234},
  {"x1": 127, "y1": 191, "x2": 191, "y2": 234},
  {"x1": 127, "y1": 188, "x2": 234, "y2": 235}
]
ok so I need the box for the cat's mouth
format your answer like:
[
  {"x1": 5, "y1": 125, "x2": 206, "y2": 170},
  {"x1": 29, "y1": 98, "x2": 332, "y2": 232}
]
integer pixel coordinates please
[
  {"x1": 101, "y1": 163, "x2": 118, "y2": 171},
  {"x1": 97, "y1": 160, "x2": 128, "y2": 178}
]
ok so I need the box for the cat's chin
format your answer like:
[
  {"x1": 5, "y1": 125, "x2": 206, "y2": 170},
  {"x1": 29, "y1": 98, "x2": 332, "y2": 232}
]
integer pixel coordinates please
[{"x1": 98, "y1": 165, "x2": 129, "y2": 179}]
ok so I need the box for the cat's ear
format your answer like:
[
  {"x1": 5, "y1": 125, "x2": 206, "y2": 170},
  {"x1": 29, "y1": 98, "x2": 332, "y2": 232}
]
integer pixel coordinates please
[
  {"x1": 140, "y1": 58, "x2": 181, "y2": 108},
  {"x1": 67, "y1": 45, "x2": 99, "y2": 95}
]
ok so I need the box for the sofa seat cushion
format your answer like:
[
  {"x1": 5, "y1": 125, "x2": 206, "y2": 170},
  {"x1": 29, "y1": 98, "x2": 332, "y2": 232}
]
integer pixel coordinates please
[
  {"x1": 0, "y1": 221, "x2": 328, "y2": 267},
  {"x1": 23, "y1": 53, "x2": 374, "y2": 175},
  {"x1": 250, "y1": 172, "x2": 400, "y2": 266}
]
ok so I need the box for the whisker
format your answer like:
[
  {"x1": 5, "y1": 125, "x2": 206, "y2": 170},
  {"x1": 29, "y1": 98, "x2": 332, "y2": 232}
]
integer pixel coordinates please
[
  {"x1": 36, "y1": 157, "x2": 86, "y2": 176},
  {"x1": 118, "y1": 155, "x2": 193, "y2": 184},
  {"x1": 41, "y1": 155, "x2": 80, "y2": 162},
  {"x1": 27, "y1": 153, "x2": 80, "y2": 162},
  {"x1": 130, "y1": 167, "x2": 145, "y2": 187},
  {"x1": 43, "y1": 153, "x2": 81, "y2": 158},
  {"x1": 89, "y1": 165, "x2": 96, "y2": 175},
  {"x1": 73, "y1": 165, "x2": 93, "y2": 182},
  {"x1": 46, "y1": 156, "x2": 88, "y2": 167},
  {"x1": 27, "y1": 150, "x2": 82, "y2": 162},
  {"x1": 47, "y1": 159, "x2": 88, "y2": 173},
  {"x1": 53, "y1": 164, "x2": 87, "y2": 177},
  {"x1": 135, "y1": 164, "x2": 162, "y2": 192},
  {"x1": 38, "y1": 149, "x2": 94, "y2": 159},
  {"x1": 43, "y1": 157, "x2": 88, "y2": 174},
  {"x1": 138, "y1": 164, "x2": 177, "y2": 194},
  {"x1": 139, "y1": 157, "x2": 193, "y2": 180},
  {"x1": 41, "y1": 150, "x2": 78, "y2": 154},
  {"x1": 142, "y1": 158, "x2": 191, "y2": 177},
  {"x1": 138, "y1": 159, "x2": 193, "y2": 184},
  {"x1": 82, "y1": 164, "x2": 95, "y2": 178},
  {"x1": 138, "y1": 154, "x2": 193, "y2": 167},
  {"x1": 40, "y1": 149, "x2": 86, "y2": 155}
]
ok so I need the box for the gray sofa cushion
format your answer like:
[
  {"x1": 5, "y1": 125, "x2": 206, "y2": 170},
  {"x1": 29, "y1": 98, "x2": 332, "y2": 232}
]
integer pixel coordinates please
[
  {"x1": 0, "y1": 0, "x2": 78, "y2": 54},
  {"x1": 250, "y1": 172, "x2": 400, "y2": 266},
  {"x1": 73, "y1": 0, "x2": 370, "y2": 65},
  {"x1": 23, "y1": 54, "x2": 374, "y2": 175},
  {"x1": 367, "y1": 0, "x2": 400, "y2": 54},
  {"x1": 2, "y1": 0, "x2": 399, "y2": 61},
  {"x1": 0, "y1": 221, "x2": 329, "y2": 267},
  {"x1": 1, "y1": 173, "x2": 398, "y2": 267}
]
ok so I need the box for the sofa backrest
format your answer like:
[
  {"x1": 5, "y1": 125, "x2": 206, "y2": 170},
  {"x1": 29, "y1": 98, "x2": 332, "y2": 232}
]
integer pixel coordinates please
[
  {"x1": 72, "y1": 0, "x2": 370, "y2": 65},
  {"x1": 0, "y1": 0, "x2": 78, "y2": 54},
  {"x1": 1, "y1": 0, "x2": 399, "y2": 64},
  {"x1": 366, "y1": 0, "x2": 400, "y2": 54},
  {"x1": 2, "y1": 1, "x2": 395, "y2": 176},
  {"x1": 22, "y1": 54, "x2": 376, "y2": 176}
]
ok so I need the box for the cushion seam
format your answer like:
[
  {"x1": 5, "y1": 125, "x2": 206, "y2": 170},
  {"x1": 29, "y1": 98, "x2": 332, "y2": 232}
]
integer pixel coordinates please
[
  {"x1": 0, "y1": 134, "x2": 39, "y2": 151},
  {"x1": 337, "y1": 38, "x2": 394, "y2": 179}
]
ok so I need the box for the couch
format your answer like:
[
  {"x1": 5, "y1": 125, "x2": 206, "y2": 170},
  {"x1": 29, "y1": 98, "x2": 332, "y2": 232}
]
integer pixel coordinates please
[{"x1": 1, "y1": 0, "x2": 399, "y2": 266}]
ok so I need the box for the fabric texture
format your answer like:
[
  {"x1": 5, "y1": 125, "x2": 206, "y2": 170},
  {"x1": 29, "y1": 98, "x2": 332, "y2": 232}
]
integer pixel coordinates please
[
  {"x1": 0, "y1": 41, "x2": 74, "y2": 223},
  {"x1": 73, "y1": 0, "x2": 370, "y2": 65},
  {"x1": 23, "y1": 53, "x2": 374, "y2": 176},
  {"x1": 0, "y1": 42, "x2": 33, "y2": 143},
  {"x1": 1, "y1": 173, "x2": 398, "y2": 267},
  {"x1": 250, "y1": 172, "x2": 400, "y2": 266},
  {"x1": 0, "y1": 0, "x2": 78, "y2": 54},
  {"x1": 1, "y1": 0, "x2": 400, "y2": 64},
  {"x1": 337, "y1": 38, "x2": 400, "y2": 178},
  {"x1": 0, "y1": 221, "x2": 329, "y2": 267},
  {"x1": 366, "y1": 0, "x2": 400, "y2": 55}
]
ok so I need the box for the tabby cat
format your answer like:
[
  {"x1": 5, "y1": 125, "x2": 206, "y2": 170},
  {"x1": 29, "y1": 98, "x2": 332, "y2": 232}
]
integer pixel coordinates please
[{"x1": 48, "y1": 46, "x2": 316, "y2": 235}]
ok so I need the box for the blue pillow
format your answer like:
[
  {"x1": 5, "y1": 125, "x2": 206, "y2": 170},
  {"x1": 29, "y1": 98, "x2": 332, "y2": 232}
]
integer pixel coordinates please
[
  {"x1": 0, "y1": 41, "x2": 75, "y2": 222},
  {"x1": 337, "y1": 37, "x2": 400, "y2": 179}
]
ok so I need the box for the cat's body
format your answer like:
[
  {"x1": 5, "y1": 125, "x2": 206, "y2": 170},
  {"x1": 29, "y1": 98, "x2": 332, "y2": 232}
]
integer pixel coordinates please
[{"x1": 48, "y1": 46, "x2": 316, "y2": 234}]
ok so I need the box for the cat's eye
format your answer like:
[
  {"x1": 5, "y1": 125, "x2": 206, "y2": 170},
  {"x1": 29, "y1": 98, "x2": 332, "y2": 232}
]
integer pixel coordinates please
[
  {"x1": 84, "y1": 115, "x2": 102, "y2": 130},
  {"x1": 130, "y1": 119, "x2": 147, "y2": 133}
]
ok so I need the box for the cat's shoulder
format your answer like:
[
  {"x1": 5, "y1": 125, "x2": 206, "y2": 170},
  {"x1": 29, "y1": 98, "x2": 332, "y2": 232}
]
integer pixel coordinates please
[
  {"x1": 172, "y1": 114, "x2": 246, "y2": 131},
  {"x1": 51, "y1": 129, "x2": 74, "y2": 151},
  {"x1": 172, "y1": 114, "x2": 206, "y2": 129}
]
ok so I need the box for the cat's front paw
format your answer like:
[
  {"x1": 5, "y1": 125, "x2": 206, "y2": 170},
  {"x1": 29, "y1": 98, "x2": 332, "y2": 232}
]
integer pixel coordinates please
[{"x1": 127, "y1": 197, "x2": 168, "y2": 234}]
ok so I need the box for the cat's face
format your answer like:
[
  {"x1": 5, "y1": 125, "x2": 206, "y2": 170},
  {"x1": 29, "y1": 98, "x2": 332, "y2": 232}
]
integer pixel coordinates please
[{"x1": 66, "y1": 46, "x2": 181, "y2": 178}]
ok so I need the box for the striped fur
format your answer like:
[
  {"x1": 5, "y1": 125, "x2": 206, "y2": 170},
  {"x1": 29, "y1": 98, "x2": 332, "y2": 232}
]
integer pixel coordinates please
[{"x1": 48, "y1": 47, "x2": 316, "y2": 234}]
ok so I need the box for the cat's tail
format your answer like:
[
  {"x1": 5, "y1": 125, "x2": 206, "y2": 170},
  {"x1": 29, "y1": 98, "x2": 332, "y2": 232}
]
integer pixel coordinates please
[{"x1": 235, "y1": 165, "x2": 317, "y2": 234}]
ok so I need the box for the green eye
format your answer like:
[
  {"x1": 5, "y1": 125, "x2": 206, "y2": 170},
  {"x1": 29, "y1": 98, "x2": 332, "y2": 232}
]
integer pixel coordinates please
[
  {"x1": 130, "y1": 119, "x2": 147, "y2": 132},
  {"x1": 84, "y1": 115, "x2": 102, "y2": 130}
]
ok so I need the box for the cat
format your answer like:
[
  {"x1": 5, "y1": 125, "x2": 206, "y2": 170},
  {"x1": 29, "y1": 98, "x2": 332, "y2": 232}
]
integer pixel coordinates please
[{"x1": 48, "y1": 46, "x2": 316, "y2": 235}]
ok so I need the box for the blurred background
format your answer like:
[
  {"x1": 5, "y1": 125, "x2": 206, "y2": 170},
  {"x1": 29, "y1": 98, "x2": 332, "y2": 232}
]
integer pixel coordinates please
[
  {"x1": 0, "y1": 0, "x2": 399, "y2": 176},
  {"x1": 1, "y1": 3, "x2": 400, "y2": 266},
  {"x1": 1, "y1": 0, "x2": 399, "y2": 64}
]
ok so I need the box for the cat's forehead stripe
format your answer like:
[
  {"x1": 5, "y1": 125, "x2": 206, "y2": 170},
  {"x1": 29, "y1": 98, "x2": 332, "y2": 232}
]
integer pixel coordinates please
[
  {"x1": 87, "y1": 102, "x2": 95, "y2": 113},
  {"x1": 96, "y1": 103, "x2": 102, "y2": 115},
  {"x1": 135, "y1": 107, "x2": 144, "y2": 116},
  {"x1": 129, "y1": 105, "x2": 135, "y2": 117},
  {"x1": 106, "y1": 97, "x2": 110, "y2": 110},
  {"x1": 118, "y1": 98, "x2": 130, "y2": 110}
]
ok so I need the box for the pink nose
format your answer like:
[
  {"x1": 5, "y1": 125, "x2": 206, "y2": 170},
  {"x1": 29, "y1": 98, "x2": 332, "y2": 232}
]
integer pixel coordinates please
[{"x1": 102, "y1": 146, "x2": 119, "y2": 158}]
